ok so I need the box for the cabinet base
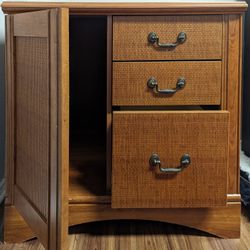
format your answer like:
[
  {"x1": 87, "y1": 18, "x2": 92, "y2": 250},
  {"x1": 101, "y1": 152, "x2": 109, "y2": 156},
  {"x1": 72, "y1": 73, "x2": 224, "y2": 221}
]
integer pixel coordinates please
[
  {"x1": 69, "y1": 201, "x2": 241, "y2": 239},
  {"x1": 4, "y1": 200, "x2": 241, "y2": 243}
]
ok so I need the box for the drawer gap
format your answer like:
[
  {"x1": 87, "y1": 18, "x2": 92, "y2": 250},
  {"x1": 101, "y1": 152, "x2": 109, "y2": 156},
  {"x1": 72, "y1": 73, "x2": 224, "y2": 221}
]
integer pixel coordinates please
[
  {"x1": 113, "y1": 59, "x2": 223, "y2": 63},
  {"x1": 113, "y1": 105, "x2": 221, "y2": 111}
]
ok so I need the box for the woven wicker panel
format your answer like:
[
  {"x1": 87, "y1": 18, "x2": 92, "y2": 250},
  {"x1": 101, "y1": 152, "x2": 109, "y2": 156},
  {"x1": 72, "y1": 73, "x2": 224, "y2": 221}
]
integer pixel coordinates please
[
  {"x1": 113, "y1": 61, "x2": 221, "y2": 106},
  {"x1": 113, "y1": 15, "x2": 223, "y2": 60},
  {"x1": 15, "y1": 36, "x2": 49, "y2": 220},
  {"x1": 112, "y1": 111, "x2": 229, "y2": 208}
]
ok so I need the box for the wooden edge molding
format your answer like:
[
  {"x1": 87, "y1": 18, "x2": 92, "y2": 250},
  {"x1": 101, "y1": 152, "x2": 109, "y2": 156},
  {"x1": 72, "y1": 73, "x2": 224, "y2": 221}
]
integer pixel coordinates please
[
  {"x1": 227, "y1": 14, "x2": 242, "y2": 194},
  {"x1": 69, "y1": 195, "x2": 111, "y2": 204},
  {"x1": 68, "y1": 194, "x2": 240, "y2": 205},
  {"x1": 1, "y1": 1, "x2": 248, "y2": 15},
  {"x1": 227, "y1": 194, "x2": 241, "y2": 202},
  {"x1": 57, "y1": 7, "x2": 70, "y2": 250}
]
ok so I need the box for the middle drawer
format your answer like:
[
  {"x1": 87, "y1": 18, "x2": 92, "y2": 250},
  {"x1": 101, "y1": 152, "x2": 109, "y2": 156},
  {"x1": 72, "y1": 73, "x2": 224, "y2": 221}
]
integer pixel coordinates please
[{"x1": 113, "y1": 61, "x2": 221, "y2": 106}]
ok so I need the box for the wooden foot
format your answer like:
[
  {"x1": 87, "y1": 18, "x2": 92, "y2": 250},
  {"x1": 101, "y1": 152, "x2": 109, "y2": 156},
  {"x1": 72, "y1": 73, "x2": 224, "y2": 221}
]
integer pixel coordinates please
[{"x1": 69, "y1": 201, "x2": 241, "y2": 239}]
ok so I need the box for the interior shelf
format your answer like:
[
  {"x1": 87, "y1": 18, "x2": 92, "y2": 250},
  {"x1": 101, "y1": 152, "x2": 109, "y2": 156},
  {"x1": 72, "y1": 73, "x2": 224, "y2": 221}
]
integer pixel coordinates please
[{"x1": 69, "y1": 139, "x2": 110, "y2": 204}]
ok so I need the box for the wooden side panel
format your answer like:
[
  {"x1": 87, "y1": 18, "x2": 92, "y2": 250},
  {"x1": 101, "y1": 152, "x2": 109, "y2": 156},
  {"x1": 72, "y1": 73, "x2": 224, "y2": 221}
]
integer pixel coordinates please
[
  {"x1": 227, "y1": 15, "x2": 242, "y2": 194},
  {"x1": 113, "y1": 61, "x2": 222, "y2": 106},
  {"x1": 113, "y1": 15, "x2": 223, "y2": 61},
  {"x1": 112, "y1": 111, "x2": 229, "y2": 208}
]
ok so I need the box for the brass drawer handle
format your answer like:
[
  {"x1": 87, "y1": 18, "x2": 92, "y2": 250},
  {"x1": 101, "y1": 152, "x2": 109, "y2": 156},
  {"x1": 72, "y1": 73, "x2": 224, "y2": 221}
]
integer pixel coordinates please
[
  {"x1": 147, "y1": 77, "x2": 186, "y2": 94},
  {"x1": 149, "y1": 153, "x2": 191, "y2": 173},
  {"x1": 148, "y1": 32, "x2": 187, "y2": 49}
]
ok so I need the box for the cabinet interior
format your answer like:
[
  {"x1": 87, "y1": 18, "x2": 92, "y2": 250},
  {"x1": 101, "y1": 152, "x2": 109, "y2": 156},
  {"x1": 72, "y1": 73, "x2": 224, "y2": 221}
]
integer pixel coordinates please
[{"x1": 69, "y1": 16, "x2": 109, "y2": 203}]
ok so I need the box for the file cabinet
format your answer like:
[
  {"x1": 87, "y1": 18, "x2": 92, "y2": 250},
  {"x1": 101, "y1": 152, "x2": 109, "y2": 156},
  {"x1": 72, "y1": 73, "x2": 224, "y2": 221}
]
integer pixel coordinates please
[{"x1": 2, "y1": 1, "x2": 247, "y2": 249}]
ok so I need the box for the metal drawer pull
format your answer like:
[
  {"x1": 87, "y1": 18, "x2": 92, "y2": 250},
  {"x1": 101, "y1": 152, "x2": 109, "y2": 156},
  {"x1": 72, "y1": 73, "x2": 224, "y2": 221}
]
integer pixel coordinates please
[
  {"x1": 147, "y1": 77, "x2": 186, "y2": 94},
  {"x1": 148, "y1": 32, "x2": 187, "y2": 49},
  {"x1": 149, "y1": 153, "x2": 191, "y2": 173}
]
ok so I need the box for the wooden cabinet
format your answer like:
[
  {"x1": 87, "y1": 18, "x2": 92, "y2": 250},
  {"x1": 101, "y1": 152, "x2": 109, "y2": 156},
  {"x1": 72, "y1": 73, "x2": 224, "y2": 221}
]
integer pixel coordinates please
[{"x1": 2, "y1": 1, "x2": 247, "y2": 249}]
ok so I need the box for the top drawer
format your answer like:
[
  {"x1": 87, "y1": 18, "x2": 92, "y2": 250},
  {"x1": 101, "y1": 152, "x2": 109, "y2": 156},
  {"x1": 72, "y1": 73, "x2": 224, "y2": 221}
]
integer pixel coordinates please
[{"x1": 113, "y1": 15, "x2": 223, "y2": 61}]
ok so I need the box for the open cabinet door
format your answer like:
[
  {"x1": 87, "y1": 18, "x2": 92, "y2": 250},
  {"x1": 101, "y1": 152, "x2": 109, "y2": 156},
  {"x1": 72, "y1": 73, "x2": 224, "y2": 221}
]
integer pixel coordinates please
[{"x1": 6, "y1": 9, "x2": 69, "y2": 249}]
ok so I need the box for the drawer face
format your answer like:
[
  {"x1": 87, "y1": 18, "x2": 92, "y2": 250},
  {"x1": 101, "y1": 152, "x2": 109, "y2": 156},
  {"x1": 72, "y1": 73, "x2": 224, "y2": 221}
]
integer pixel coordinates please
[
  {"x1": 113, "y1": 61, "x2": 221, "y2": 106},
  {"x1": 112, "y1": 111, "x2": 229, "y2": 208},
  {"x1": 113, "y1": 16, "x2": 223, "y2": 61}
]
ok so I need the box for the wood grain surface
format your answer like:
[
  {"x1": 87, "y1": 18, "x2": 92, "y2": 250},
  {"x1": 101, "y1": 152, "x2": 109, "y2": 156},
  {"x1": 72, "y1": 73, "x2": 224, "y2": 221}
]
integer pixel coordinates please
[
  {"x1": 113, "y1": 61, "x2": 222, "y2": 106},
  {"x1": 112, "y1": 111, "x2": 229, "y2": 208},
  {"x1": 68, "y1": 201, "x2": 241, "y2": 239},
  {"x1": 113, "y1": 15, "x2": 223, "y2": 61},
  {"x1": 3, "y1": 205, "x2": 249, "y2": 250},
  {"x1": 1, "y1": 1, "x2": 248, "y2": 15},
  {"x1": 4, "y1": 206, "x2": 35, "y2": 243},
  {"x1": 227, "y1": 15, "x2": 242, "y2": 194},
  {"x1": 69, "y1": 144, "x2": 109, "y2": 204},
  {"x1": 55, "y1": 8, "x2": 70, "y2": 250}
]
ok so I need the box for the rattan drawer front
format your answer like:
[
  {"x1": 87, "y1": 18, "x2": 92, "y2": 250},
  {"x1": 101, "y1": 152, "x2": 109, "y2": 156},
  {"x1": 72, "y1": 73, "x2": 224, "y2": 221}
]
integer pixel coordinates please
[
  {"x1": 112, "y1": 111, "x2": 229, "y2": 208},
  {"x1": 113, "y1": 61, "x2": 221, "y2": 106},
  {"x1": 113, "y1": 15, "x2": 223, "y2": 61}
]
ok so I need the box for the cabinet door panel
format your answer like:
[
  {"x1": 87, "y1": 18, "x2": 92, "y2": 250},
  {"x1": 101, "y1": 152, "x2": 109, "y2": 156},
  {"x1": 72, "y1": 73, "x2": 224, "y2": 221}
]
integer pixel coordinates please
[{"x1": 7, "y1": 9, "x2": 69, "y2": 249}]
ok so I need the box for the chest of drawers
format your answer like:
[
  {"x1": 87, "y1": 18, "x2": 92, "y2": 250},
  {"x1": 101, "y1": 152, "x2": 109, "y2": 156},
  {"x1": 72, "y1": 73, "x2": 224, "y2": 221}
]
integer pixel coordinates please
[{"x1": 2, "y1": 1, "x2": 247, "y2": 249}]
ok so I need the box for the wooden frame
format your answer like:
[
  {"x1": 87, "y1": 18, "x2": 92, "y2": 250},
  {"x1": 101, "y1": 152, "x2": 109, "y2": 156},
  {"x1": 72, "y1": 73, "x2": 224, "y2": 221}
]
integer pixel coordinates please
[{"x1": 2, "y1": 1, "x2": 247, "y2": 248}]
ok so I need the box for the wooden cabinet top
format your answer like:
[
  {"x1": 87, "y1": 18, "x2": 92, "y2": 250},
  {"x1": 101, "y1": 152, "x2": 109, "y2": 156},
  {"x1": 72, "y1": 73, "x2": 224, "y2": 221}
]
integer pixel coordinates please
[{"x1": 1, "y1": 1, "x2": 248, "y2": 14}]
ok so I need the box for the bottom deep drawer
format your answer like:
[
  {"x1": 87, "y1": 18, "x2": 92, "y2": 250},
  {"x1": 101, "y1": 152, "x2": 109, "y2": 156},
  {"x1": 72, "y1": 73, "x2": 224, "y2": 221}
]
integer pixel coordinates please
[{"x1": 112, "y1": 111, "x2": 229, "y2": 208}]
